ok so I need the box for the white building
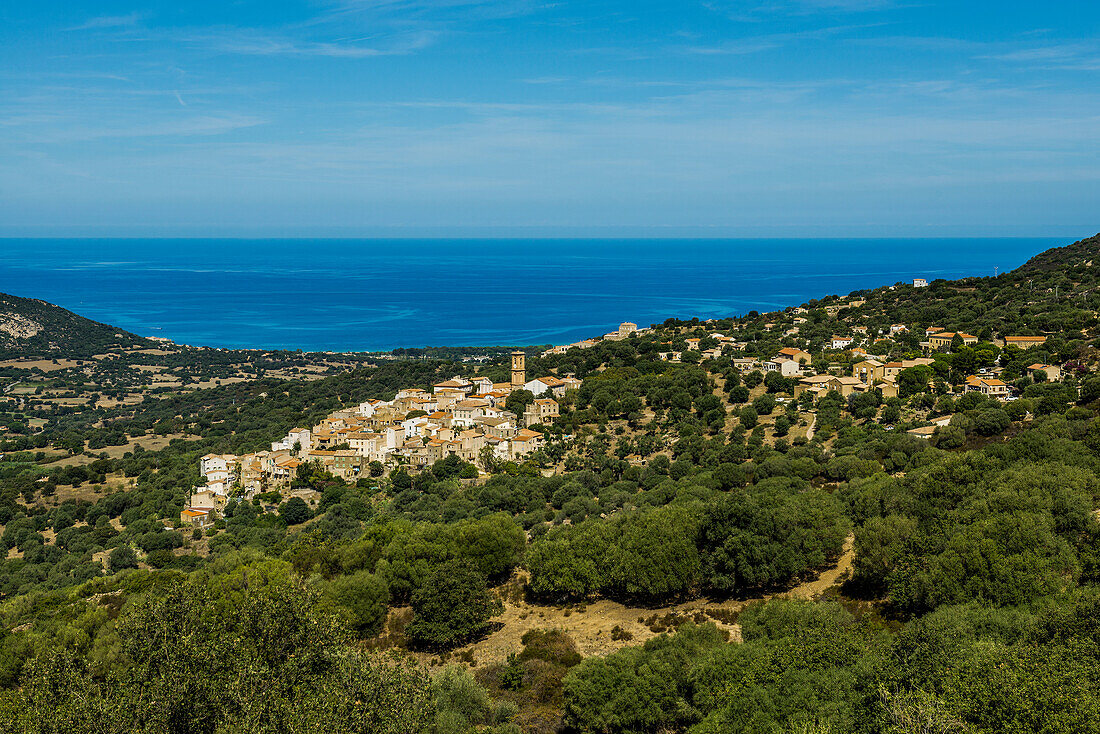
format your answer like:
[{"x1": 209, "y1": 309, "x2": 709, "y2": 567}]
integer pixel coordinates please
[
  {"x1": 357, "y1": 399, "x2": 384, "y2": 418},
  {"x1": 766, "y1": 358, "x2": 803, "y2": 377},
  {"x1": 199, "y1": 454, "x2": 239, "y2": 488},
  {"x1": 271, "y1": 427, "x2": 310, "y2": 454},
  {"x1": 831, "y1": 336, "x2": 855, "y2": 350}
]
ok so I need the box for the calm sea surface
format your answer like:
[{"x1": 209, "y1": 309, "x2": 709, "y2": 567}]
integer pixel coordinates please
[{"x1": 0, "y1": 238, "x2": 1061, "y2": 352}]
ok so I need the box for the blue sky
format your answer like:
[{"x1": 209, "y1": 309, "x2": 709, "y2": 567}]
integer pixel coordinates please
[{"x1": 1, "y1": 1, "x2": 1097, "y2": 237}]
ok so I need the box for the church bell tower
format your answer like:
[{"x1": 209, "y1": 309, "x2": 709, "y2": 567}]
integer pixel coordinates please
[{"x1": 511, "y1": 351, "x2": 526, "y2": 389}]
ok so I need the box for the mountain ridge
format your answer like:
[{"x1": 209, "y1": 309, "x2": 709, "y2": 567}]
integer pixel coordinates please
[
  {"x1": 0, "y1": 292, "x2": 150, "y2": 359},
  {"x1": 1015, "y1": 232, "x2": 1100, "y2": 274}
]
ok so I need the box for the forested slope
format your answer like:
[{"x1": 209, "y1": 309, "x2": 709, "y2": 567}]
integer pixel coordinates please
[
  {"x1": 2, "y1": 235, "x2": 1100, "y2": 733},
  {"x1": 0, "y1": 292, "x2": 150, "y2": 358}
]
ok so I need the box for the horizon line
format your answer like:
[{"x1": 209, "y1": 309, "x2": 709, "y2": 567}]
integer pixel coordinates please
[{"x1": 0, "y1": 234, "x2": 1085, "y2": 241}]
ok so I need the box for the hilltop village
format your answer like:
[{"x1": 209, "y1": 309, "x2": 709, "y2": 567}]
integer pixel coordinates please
[
  {"x1": 189, "y1": 350, "x2": 581, "y2": 519},
  {"x1": 183, "y1": 283, "x2": 1064, "y2": 525}
]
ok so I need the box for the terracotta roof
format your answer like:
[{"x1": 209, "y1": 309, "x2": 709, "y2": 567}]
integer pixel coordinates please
[
  {"x1": 433, "y1": 379, "x2": 470, "y2": 388},
  {"x1": 455, "y1": 399, "x2": 488, "y2": 409},
  {"x1": 967, "y1": 376, "x2": 1006, "y2": 387}
]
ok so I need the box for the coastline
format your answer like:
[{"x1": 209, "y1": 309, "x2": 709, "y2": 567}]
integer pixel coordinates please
[{"x1": 0, "y1": 236, "x2": 1058, "y2": 352}]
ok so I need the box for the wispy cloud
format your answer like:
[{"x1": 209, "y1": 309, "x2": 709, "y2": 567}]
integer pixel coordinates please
[
  {"x1": 6, "y1": 0, "x2": 1100, "y2": 233},
  {"x1": 681, "y1": 23, "x2": 884, "y2": 55},
  {"x1": 64, "y1": 13, "x2": 146, "y2": 32},
  {"x1": 133, "y1": 0, "x2": 541, "y2": 60},
  {"x1": 706, "y1": 0, "x2": 902, "y2": 21},
  {"x1": 192, "y1": 28, "x2": 439, "y2": 58},
  {"x1": 320, "y1": 0, "x2": 543, "y2": 21},
  {"x1": 55, "y1": 1, "x2": 544, "y2": 62},
  {"x1": 985, "y1": 41, "x2": 1100, "y2": 70},
  {"x1": 791, "y1": 0, "x2": 899, "y2": 9},
  {"x1": 3, "y1": 112, "x2": 265, "y2": 144}
]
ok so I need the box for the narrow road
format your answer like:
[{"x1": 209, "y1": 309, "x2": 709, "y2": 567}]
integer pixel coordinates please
[{"x1": 805, "y1": 413, "x2": 817, "y2": 441}]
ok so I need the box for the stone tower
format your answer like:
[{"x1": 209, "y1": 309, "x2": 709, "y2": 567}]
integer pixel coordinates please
[{"x1": 511, "y1": 351, "x2": 526, "y2": 389}]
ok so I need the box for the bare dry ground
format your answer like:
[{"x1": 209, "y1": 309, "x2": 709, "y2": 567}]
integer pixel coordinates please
[
  {"x1": 0, "y1": 359, "x2": 82, "y2": 372},
  {"x1": 48, "y1": 433, "x2": 190, "y2": 468},
  {"x1": 397, "y1": 534, "x2": 855, "y2": 670}
]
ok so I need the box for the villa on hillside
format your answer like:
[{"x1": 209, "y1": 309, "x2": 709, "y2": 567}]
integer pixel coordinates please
[
  {"x1": 927, "y1": 332, "x2": 978, "y2": 350},
  {"x1": 964, "y1": 375, "x2": 1010, "y2": 400},
  {"x1": 854, "y1": 359, "x2": 885, "y2": 385},
  {"x1": 524, "y1": 398, "x2": 560, "y2": 426},
  {"x1": 777, "y1": 347, "x2": 812, "y2": 365},
  {"x1": 831, "y1": 335, "x2": 854, "y2": 350},
  {"x1": 1027, "y1": 363, "x2": 1062, "y2": 381},
  {"x1": 765, "y1": 357, "x2": 803, "y2": 377},
  {"x1": 180, "y1": 508, "x2": 212, "y2": 528},
  {"x1": 794, "y1": 374, "x2": 834, "y2": 398},
  {"x1": 883, "y1": 358, "x2": 934, "y2": 379},
  {"x1": 732, "y1": 358, "x2": 761, "y2": 374}
]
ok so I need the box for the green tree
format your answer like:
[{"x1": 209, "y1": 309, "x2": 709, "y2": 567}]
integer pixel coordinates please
[
  {"x1": 406, "y1": 560, "x2": 503, "y2": 648},
  {"x1": 699, "y1": 479, "x2": 849, "y2": 593},
  {"x1": 739, "y1": 406, "x2": 759, "y2": 430},
  {"x1": 563, "y1": 623, "x2": 727, "y2": 733},
  {"x1": 505, "y1": 390, "x2": 536, "y2": 418},
  {"x1": 328, "y1": 571, "x2": 391, "y2": 636},
  {"x1": 280, "y1": 496, "x2": 312, "y2": 525},
  {"x1": 0, "y1": 582, "x2": 432, "y2": 733},
  {"x1": 897, "y1": 365, "x2": 934, "y2": 397},
  {"x1": 108, "y1": 545, "x2": 138, "y2": 573},
  {"x1": 605, "y1": 506, "x2": 701, "y2": 599}
]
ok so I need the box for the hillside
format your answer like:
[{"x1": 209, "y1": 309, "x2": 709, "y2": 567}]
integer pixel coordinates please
[
  {"x1": 1016, "y1": 231, "x2": 1100, "y2": 274},
  {"x1": 0, "y1": 292, "x2": 150, "y2": 358},
  {"x1": 2, "y1": 234, "x2": 1100, "y2": 732}
]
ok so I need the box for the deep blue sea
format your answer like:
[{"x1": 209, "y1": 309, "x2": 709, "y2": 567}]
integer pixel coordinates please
[{"x1": 0, "y1": 238, "x2": 1062, "y2": 352}]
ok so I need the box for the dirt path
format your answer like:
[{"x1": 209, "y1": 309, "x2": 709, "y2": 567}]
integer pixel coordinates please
[{"x1": 420, "y1": 534, "x2": 855, "y2": 668}]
